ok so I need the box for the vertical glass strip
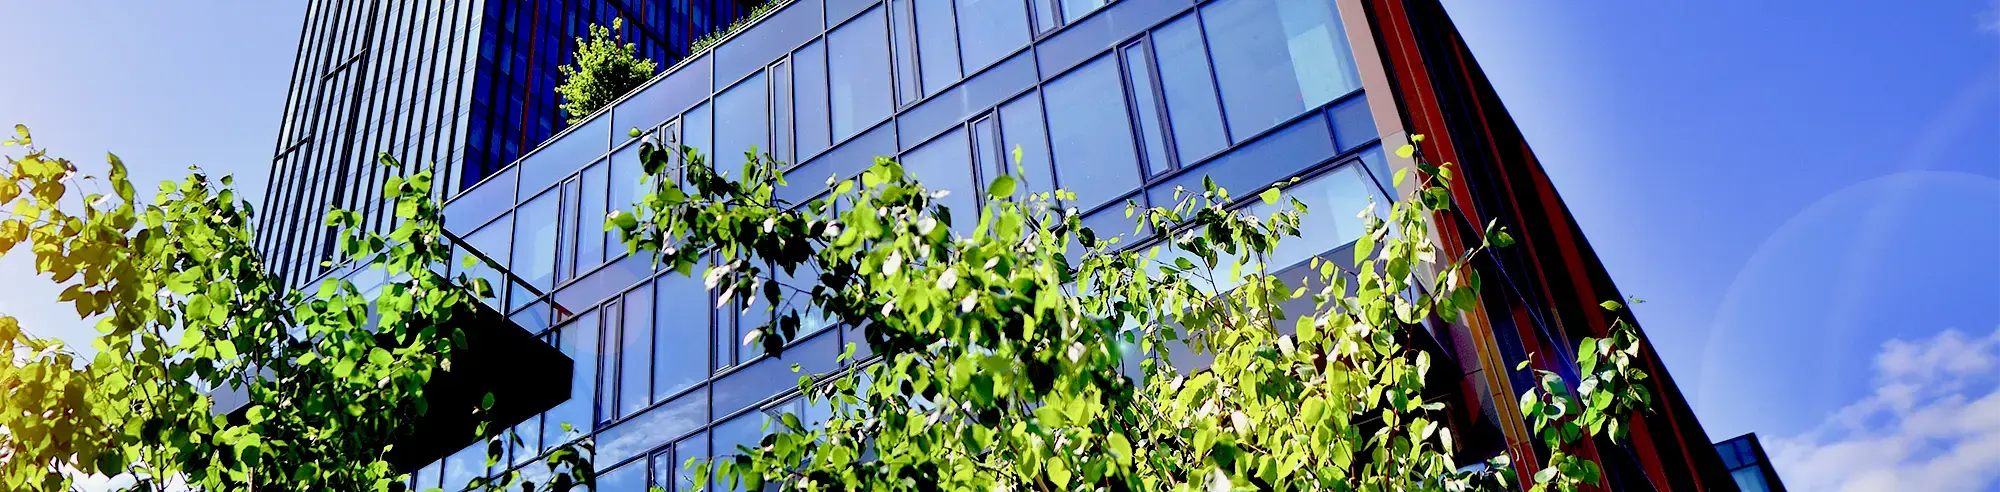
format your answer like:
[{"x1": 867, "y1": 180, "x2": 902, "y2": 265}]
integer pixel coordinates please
[
  {"x1": 771, "y1": 59, "x2": 795, "y2": 165},
  {"x1": 597, "y1": 298, "x2": 622, "y2": 424},
  {"x1": 1122, "y1": 43, "x2": 1173, "y2": 177},
  {"x1": 972, "y1": 115, "x2": 1003, "y2": 196},
  {"x1": 619, "y1": 282, "x2": 654, "y2": 416},
  {"x1": 890, "y1": 0, "x2": 922, "y2": 104}
]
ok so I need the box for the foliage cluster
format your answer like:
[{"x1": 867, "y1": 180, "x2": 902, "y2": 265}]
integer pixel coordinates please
[{"x1": 556, "y1": 18, "x2": 659, "y2": 124}]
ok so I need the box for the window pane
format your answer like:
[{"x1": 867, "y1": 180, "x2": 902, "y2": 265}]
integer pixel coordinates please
[
  {"x1": 1061, "y1": 0, "x2": 1109, "y2": 22},
  {"x1": 955, "y1": 0, "x2": 1030, "y2": 72},
  {"x1": 1151, "y1": 15, "x2": 1230, "y2": 162},
  {"x1": 772, "y1": 60, "x2": 795, "y2": 165},
  {"x1": 654, "y1": 275, "x2": 709, "y2": 401},
  {"x1": 830, "y1": 6, "x2": 895, "y2": 140},
  {"x1": 443, "y1": 442, "x2": 485, "y2": 491},
  {"x1": 458, "y1": 215, "x2": 512, "y2": 310},
  {"x1": 1043, "y1": 56, "x2": 1140, "y2": 211},
  {"x1": 620, "y1": 283, "x2": 654, "y2": 416},
  {"x1": 544, "y1": 313, "x2": 598, "y2": 447},
  {"x1": 901, "y1": 127, "x2": 977, "y2": 229},
  {"x1": 579, "y1": 161, "x2": 608, "y2": 268},
  {"x1": 598, "y1": 301, "x2": 621, "y2": 423},
  {"x1": 1329, "y1": 95, "x2": 1378, "y2": 152},
  {"x1": 683, "y1": 102, "x2": 714, "y2": 165},
  {"x1": 512, "y1": 189, "x2": 561, "y2": 299},
  {"x1": 1122, "y1": 44, "x2": 1172, "y2": 176},
  {"x1": 1202, "y1": 0, "x2": 1361, "y2": 138},
  {"x1": 715, "y1": 72, "x2": 770, "y2": 170},
  {"x1": 1033, "y1": 0, "x2": 1059, "y2": 33},
  {"x1": 917, "y1": 0, "x2": 962, "y2": 92},
  {"x1": 597, "y1": 386, "x2": 708, "y2": 469},
  {"x1": 890, "y1": 0, "x2": 921, "y2": 105},
  {"x1": 674, "y1": 432, "x2": 710, "y2": 491},
  {"x1": 794, "y1": 40, "x2": 831, "y2": 159},
  {"x1": 972, "y1": 116, "x2": 1004, "y2": 196},
  {"x1": 998, "y1": 92, "x2": 1056, "y2": 198},
  {"x1": 1244, "y1": 165, "x2": 1380, "y2": 270},
  {"x1": 594, "y1": 454, "x2": 645, "y2": 491}
]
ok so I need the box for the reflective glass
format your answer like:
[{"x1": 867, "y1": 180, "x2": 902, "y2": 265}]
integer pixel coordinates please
[
  {"x1": 1151, "y1": 15, "x2": 1230, "y2": 162},
  {"x1": 773, "y1": 60, "x2": 795, "y2": 164},
  {"x1": 829, "y1": 7, "x2": 895, "y2": 141},
  {"x1": 716, "y1": 72, "x2": 771, "y2": 171},
  {"x1": 955, "y1": 0, "x2": 1030, "y2": 72},
  {"x1": 1043, "y1": 56, "x2": 1141, "y2": 211},
  {"x1": 972, "y1": 116, "x2": 1005, "y2": 197},
  {"x1": 683, "y1": 101, "x2": 714, "y2": 165},
  {"x1": 1202, "y1": 0, "x2": 1362, "y2": 138},
  {"x1": 597, "y1": 386, "x2": 708, "y2": 469},
  {"x1": 655, "y1": 275, "x2": 710, "y2": 401},
  {"x1": 512, "y1": 189, "x2": 562, "y2": 306},
  {"x1": 444, "y1": 166, "x2": 515, "y2": 234},
  {"x1": 1329, "y1": 95, "x2": 1378, "y2": 152},
  {"x1": 458, "y1": 216, "x2": 512, "y2": 310},
  {"x1": 1061, "y1": 0, "x2": 1109, "y2": 22},
  {"x1": 614, "y1": 55, "x2": 709, "y2": 146},
  {"x1": 578, "y1": 160, "x2": 609, "y2": 269},
  {"x1": 595, "y1": 457, "x2": 645, "y2": 491},
  {"x1": 794, "y1": 39, "x2": 832, "y2": 159},
  {"x1": 544, "y1": 313, "x2": 599, "y2": 448},
  {"x1": 998, "y1": 92, "x2": 1056, "y2": 198},
  {"x1": 598, "y1": 303, "x2": 621, "y2": 423},
  {"x1": 901, "y1": 127, "x2": 977, "y2": 229},
  {"x1": 1147, "y1": 113, "x2": 1334, "y2": 210},
  {"x1": 1123, "y1": 43, "x2": 1173, "y2": 176},
  {"x1": 890, "y1": 0, "x2": 921, "y2": 104},
  {"x1": 917, "y1": 0, "x2": 962, "y2": 92},
  {"x1": 1244, "y1": 165, "x2": 1380, "y2": 270},
  {"x1": 519, "y1": 115, "x2": 609, "y2": 198},
  {"x1": 620, "y1": 283, "x2": 655, "y2": 416},
  {"x1": 674, "y1": 432, "x2": 710, "y2": 491},
  {"x1": 443, "y1": 442, "x2": 485, "y2": 491}
]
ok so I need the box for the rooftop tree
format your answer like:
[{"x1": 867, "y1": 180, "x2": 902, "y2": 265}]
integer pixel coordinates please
[{"x1": 555, "y1": 18, "x2": 658, "y2": 124}]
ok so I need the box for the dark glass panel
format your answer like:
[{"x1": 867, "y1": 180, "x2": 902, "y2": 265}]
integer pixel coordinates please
[
  {"x1": 578, "y1": 160, "x2": 609, "y2": 269},
  {"x1": 828, "y1": 6, "x2": 895, "y2": 141},
  {"x1": 916, "y1": 0, "x2": 962, "y2": 92},
  {"x1": 715, "y1": 72, "x2": 772, "y2": 171},
  {"x1": 1329, "y1": 94, "x2": 1378, "y2": 152},
  {"x1": 794, "y1": 39, "x2": 832, "y2": 159}
]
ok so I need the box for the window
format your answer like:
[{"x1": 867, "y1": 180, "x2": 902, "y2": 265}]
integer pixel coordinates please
[
  {"x1": 597, "y1": 460, "x2": 644, "y2": 492},
  {"x1": 1243, "y1": 164, "x2": 1382, "y2": 270},
  {"x1": 1060, "y1": 0, "x2": 1111, "y2": 23},
  {"x1": 998, "y1": 92, "x2": 1056, "y2": 198},
  {"x1": 916, "y1": 0, "x2": 962, "y2": 93},
  {"x1": 654, "y1": 275, "x2": 709, "y2": 401},
  {"x1": 457, "y1": 215, "x2": 512, "y2": 310},
  {"x1": 901, "y1": 128, "x2": 977, "y2": 228},
  {"x1": 597, "y1": 299, "x2": 622, "y2": 423},
  {"x1": 1044, "y1": 55, "x2": 1141, "y2": 211},
  {"x1": 578, "y1": 161, "x2": 609, "y2": 268},
  {"x1": 955, "y1": 0, "x2": 1029, "y2": 73},
  {"x1": 557, "y1": 178, "x2": 582, "y2": 283},
  {"x1": 794, "y1": 40, "x2": 832, "y2": 158},
  {"x1": 683, "y1": 102, "x2": 713, "y2": 164},
  {"x1": 512, "y1": 189, "x2": 561, "y2": 308},
  {"x1": 1202, "y1": 0, "x2": 1361, "y2": 138},
  {"x1": 1121, "y1": 42, "x2": 1172, "y2": 176},
  {"x1": 716, "y1": 72, "x2": 770, "y2": 169},
  {"x1": 619, "y1": 283, "x2": 654, "y2": 416},
  {"x1": 890, "y1": 0, "x2": 921, "y2": 105},
  {"x1": 771, "y1": 59, "x2": 795, "y2": 164},
  {"x1": 971, "y1": 116, "x2": 1005, "y2": 197},
  {"x1": 1150, "y1": 14, "x2": 1229, "y2": 163},
  {"x1": 543, "y1": 313, "x2": 598, "y2": 447},
  {"x1": 829, "y1": 7, "x2": 895, "y2": 141}
]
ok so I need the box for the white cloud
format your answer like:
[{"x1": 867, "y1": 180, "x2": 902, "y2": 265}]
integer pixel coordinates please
[{"x1": 1767, "y1": 327, "x2": 2000, "y2": 492}]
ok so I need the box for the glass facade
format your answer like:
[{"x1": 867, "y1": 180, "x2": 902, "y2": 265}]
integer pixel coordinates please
[
  {"x1": 430, "y1": 0, "x2": 1383, "y2": 489},
  {"x1": 1715, "y1": 434, "x2": 1789, "y2": 492},
  {"x1": 259, "y1": 0, "x2": 757, "y2": 289}
]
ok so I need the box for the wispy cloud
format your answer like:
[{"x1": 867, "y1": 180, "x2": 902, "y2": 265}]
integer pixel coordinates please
[
  {"x1": 1766, "y1": 327, "x2": 2000, "y2": 491},
  {"x1": 1981, "y1": 0, "x2": 2000, "y2": 34}
]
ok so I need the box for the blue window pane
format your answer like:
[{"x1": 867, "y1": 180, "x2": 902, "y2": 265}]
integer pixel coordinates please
[
  {"x1": 826, "y1": 0, "x2": 875, "y2": 28},
  {"x1": 778, "y1": 122, "x2": 897, "y2": 205},
  {"x1": 683, "y1": 101, "x2": 714, "y2": 163},
  {"x1": 1329, "y1": 95, "x2": 1378, "y2": 152},
  {"x1": 1202, "y1": 0, "x2": 1362, "y2": 138},
  {"x1": 1151, "y1": 14, "x2": 1230, "y2": 162},
  {"x1": 552, "y1": 253, "x2": 654, "y2": 319},
  {"x1": 444, "y1": 166, "x2": 515, "y2": 235},
  {"x1": 1243, "y1": 164, "x2": 1380, "y2": 269},
  {"x1": 607, "y1": 144, "x2": 644, "y2": 262},
  {"x1": 458, "y1": 215, "x2": 513, "y2": 310},
  {"x1": 1034, "y1": 0, "x2": 1183, "y2": 77},
  {"x1": 1061, "y1": 0, "x2": 1109, "y2": 22},
  {"x1": 620, "y1": 283, "x2": 655, "y2": 416},
  {"x1": 716, "y1": 0, "x2": 821, "y2": 86},
  {"x1": 1032, "y1": 0, "x2": 1059, "y2": 33},
  {"x1": 597, "y1": 386, "x2": 708, "y2": 472},
  {"x1": 901, "y1": 127, "x2": 977, "y2": 230},
  {"x1": 773, "y1": 60, "x2": 795, "y2": 165},
  {"x1": 443, "y1": 442, "x2": 486, "y2": 491},
  {"x1": 543, "y1": 313, "x2": 598, "y2": 447},
  {"x1": 655, "y1": 275, "x2": 710, "y2": 401},
  {"x1": 890, "y1": 0, "x2": 921, "y2": 104},
  {"x1": 674, "y1": 432, "x2": 711, "y2": 491},
  {"x1": 716, "y1": 72, "x2": 771, "y2": 170},
  {"x1": 955, "y1": 0, "x2": 1030, "y2": 73},
  {"x1": 1123, "y1": 43, "x2": 1172, "y2": 176},
  {"x1": 998, "y1": 91, "x2": 1056, "y2": 198},
  {"x1": 1044, "y1": 56, "x2": 1141, "y2": 211},
  {"x1": 512, "y1": 189, "x2": 562, "y2": 305},
  {"x1": 1146, "y1": 113, "x2": 1334, "y2": 212},
  {"x1": 598, "y1": 303, "x2": 621, "y2": 423},
  {"x1": 829, "y1": 6, "x2": 895, "y2": 141},
  {"x1": 894, "y1": 50, "x2": 1037, "y2": 148},
  {"x1": 711, "y1": 331, "x2": 840, "y2": 415},
  {"x1": 794, "y1": 39, "x2": 832, "y2": 159},
  {"x1": 972, "y1": 116, "x2": 1004, "y2": 196},
  {"x1": 596, "y1": 461, "x2": 644, "y2": 492},
  {"x1": 519, "y1": 115, "x2": 608, "y2": 199},
  {"x1": 614, "y1": 54, "x2": 709, "y2": 147},
  {"x1": 579, "y1": 160, "x2": 609, "y2": 269},
  {"x1": 916, "y1": 0, "x2": 962, "y2": 93}
]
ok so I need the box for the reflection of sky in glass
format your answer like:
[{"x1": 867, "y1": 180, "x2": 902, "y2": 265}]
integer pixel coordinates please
[{"x1": 597, "y1": 386, "x2": 710, "y2": 470}]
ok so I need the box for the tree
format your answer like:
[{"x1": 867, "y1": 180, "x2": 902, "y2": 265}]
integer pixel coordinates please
[
  {"x1": 555, "y1": 19, "x2": 658, "y2": 124},
  {"x1": 610, "y1": 138, "x2": 1656, "y2": 491},
  {"x1": 0, "y1": 125, "x2": 589, "y2": 491}
]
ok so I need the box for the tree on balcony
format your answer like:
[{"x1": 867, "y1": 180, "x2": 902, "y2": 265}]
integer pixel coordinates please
[{"x1": 555, "y1": 18, "x2": 658, "y2": 124}]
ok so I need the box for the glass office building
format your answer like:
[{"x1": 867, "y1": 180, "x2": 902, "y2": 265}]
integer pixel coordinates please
[
  {"x1": 265, "y1": 0, "x2": 1743, "y2": 489},
  {"x1": 256, "y1": 0, "x2": 754, "y2": 289}
]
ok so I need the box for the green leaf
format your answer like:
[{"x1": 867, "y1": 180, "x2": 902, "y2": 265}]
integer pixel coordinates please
[
  {"x1": 368, "y1": 347, "x2": 393, "y2": 367},
  {"x1": 1599, "y1": 300, "x2": 1623, "y2": 312},
  {"x1": 1107, "y1": 432, "x2": 1133, "y2": 467},
  {"x1": 1395, "y1": 143, "x2": 1416, "y2": 159},
  {"x1": 987, "y1": 174, "x2": 1017, "y2": 198},
  {"x1": 1259, "y1": 187, "x2": 1282, "y2": 205}
]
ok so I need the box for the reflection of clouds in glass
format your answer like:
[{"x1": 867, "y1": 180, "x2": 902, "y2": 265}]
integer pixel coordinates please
[
  {"x1": 597, "y1": 387, "x2": 707, "y2": 469},
  {"x1": 1769, "y1": 326, "x2": 2000, "y2": 491}
]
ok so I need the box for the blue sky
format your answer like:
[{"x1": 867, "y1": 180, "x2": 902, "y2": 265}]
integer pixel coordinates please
[{"x1": 2, "y1": 1, "x2": 1997, "y2": 489}]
